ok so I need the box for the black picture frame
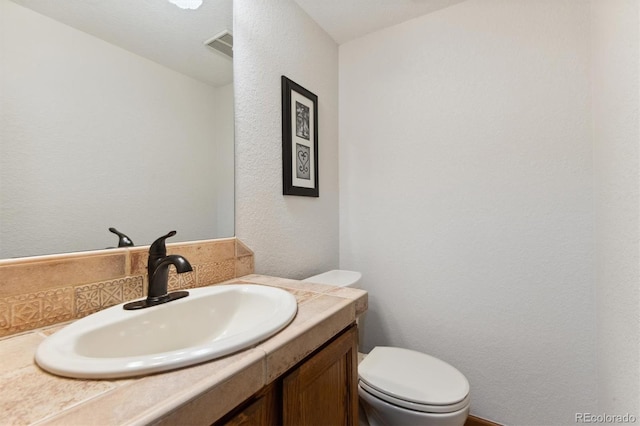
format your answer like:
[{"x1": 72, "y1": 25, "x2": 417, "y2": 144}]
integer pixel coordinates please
[{"x1": 282, "y1": 76, "x2": 319, "y2": 197}]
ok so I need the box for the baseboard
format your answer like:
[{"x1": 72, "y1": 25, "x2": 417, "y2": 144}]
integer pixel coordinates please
[{"x1": 465, "y1": 414, "x2": 503, "y2": 426}]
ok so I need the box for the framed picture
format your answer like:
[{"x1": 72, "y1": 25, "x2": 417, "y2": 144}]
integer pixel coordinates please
[{"x1": 282, "y1": 76, "x2": 319, "y2": 197}]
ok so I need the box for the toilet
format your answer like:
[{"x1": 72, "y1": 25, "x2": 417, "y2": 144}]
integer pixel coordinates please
[{"x1": 303, "y1": 270, "x2": 470, "y2": 426}]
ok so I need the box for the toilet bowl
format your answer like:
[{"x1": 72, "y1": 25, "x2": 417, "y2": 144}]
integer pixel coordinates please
[{"x1": 303, "y1": 270, "x2": 471, "y2": 426}]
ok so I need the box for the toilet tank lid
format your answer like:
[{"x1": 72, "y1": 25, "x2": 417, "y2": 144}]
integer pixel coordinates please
[
  {"x1": 358, "y1": 346, "x2": 469, "y2": 406},
  {"x1": 302, "y1": 270, "x2": 362, "y2": 287}
]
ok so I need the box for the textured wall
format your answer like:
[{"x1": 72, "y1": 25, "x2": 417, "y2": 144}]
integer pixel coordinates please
[
  {"x1": 0, "y1": 0, "x2": 234, "y2": 258},
  {"x1": 233, "y1": 0, "x2": 339, "y2": 279},
  {"x1": 339, "y1": 1, "x2": 597, "y2": 424},
  {"x1": 591, "y1": 0, "x2": 640, "y2": 416}
]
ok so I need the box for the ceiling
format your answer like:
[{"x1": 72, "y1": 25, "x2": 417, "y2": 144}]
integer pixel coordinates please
[
  {"x1": 9, "y1": 0, "x2": 233, "y2": 87},
  {"x1": 293, "y1": 0, "x2": 467, "y2": 44},
  {"x1": 9, "y1": 0, "x2": 465, "y2": 87}
]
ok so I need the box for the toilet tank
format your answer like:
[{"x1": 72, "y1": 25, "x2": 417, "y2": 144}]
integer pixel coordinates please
[{"x1": 302, "y1": 270, "x2": 362, "y2": 289}]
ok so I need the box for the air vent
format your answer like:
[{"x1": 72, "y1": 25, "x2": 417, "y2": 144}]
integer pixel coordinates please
[{"x1": 205, "y1": 30, "x2": 233, "y2": 59}]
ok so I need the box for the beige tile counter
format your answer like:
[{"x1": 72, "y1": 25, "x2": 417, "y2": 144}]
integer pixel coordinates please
[{"x1": 0, "y1": 275, "x2": 367, "y2": 426}]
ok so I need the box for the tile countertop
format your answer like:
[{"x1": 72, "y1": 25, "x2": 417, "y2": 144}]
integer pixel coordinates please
[{"x1": 0, "y1": 275, "x2": 368, "y2": 426}]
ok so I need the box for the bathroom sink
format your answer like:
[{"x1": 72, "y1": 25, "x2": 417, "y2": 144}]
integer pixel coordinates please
[{"x1": 35, "y1": 284, "x2": 297, "y2": 379}]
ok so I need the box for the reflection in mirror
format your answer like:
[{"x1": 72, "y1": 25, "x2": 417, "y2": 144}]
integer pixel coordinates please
[{"x1": 0, "y1": 0, "x2": 234, "y2": 259}]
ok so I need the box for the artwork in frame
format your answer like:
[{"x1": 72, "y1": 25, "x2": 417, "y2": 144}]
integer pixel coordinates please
[{"x1": 282, "y1": 76, "x2": 319, "y2": 197}]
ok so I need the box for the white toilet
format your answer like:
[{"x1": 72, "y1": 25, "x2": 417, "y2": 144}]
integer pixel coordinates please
[{"x1": 303, "y1": 270, "x2": 470, "y2": 426}]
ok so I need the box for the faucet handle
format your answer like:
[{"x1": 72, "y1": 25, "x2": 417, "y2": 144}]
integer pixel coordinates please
[
  {"x1": 149, "y1": 230, "x2": 177, "y2": 257},
  {"x1": 108, "y1": 227, "x2": 134, "y2": 247}
]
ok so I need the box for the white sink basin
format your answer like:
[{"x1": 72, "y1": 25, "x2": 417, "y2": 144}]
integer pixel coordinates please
[{"x1": 35, "y1": 284, "x2": 297, "y2": 379}]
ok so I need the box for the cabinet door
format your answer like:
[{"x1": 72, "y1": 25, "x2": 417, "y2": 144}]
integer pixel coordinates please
[
  {"x1": 282, "y1": 325, "x2": 359, "y2": 426},
  {"x1": 215, "y1": 383, "x2": 279, "y2": 426}
]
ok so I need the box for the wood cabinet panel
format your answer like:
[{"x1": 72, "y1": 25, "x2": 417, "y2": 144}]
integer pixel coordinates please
[
  {"x1": 282, "y1": 325, "x2": 358, "y2": 426},
  {"x1": 217, "y1": 325, "x2": 358, "y2": 426},
  {"x1": 215, "y1": 383, "x2": 279, "y2": 426}
]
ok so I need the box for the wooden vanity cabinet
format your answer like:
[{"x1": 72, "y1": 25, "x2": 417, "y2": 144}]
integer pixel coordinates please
[
  {"x1": 282, "y1": 324, "x2": 359, "y2": 426},
  {"x1": 218, "y1": 382, "x2": 280, "y2": 426},
  {"x1": 217, "y1": 325, "x2": 359, "y2": 426}
]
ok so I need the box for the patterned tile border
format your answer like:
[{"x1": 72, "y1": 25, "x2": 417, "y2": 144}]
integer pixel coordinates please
[
  {"x1": 0, "y1": 288, "x2": 74, "y2": 337},
  {"x1": 74, "y1": 276, "x2": 145, "y2": 318},
  {"x1": 196, "y1": 259, "x2": 236, "y2": 287},
  {"x1": 168, "y1": 270, "x2": 197, "y2": 292}
]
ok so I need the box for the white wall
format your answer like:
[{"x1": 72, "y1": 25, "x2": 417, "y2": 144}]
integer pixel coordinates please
[
  {"x1": 591, "y1": 0, "x2": 640, "y2": 417},
  {"x1": 0, "y1": 0, "x2": 234, "y2": 257},
  {"x1": 233, "y1": 0, "x2": 339, "y2": 278},
  {"x1": 213, "y1": 82, "x2": 236, "y2": 238},
  {"x1": 339, "y1": 1, "x2": 597, "y2": 424}
]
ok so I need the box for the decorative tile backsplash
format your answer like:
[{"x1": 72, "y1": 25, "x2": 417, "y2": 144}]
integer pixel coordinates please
[
  {"x1": 0, "y1": 238, "x2": 254, "y2": 338},
  {"x1": 74, "y1": 277, "x2": 145, "y2": 317}
]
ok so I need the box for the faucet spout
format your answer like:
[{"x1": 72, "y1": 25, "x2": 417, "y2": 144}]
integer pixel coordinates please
[
  {"x1": 148, "y1": 255, "x2": 193, "y2": 299},
  {"x1": 123, "y1": 231, "x2": 193, "y2": 310}
]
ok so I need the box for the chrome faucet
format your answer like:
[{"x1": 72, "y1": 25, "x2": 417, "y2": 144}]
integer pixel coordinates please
[{"x1": 124, "y1": 230, "x2": 193, "y2": 310}]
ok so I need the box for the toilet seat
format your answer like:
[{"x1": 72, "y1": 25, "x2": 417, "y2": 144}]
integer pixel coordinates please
[
  {"x1": 358, "y1": 346, "x2": 470, "y2": 414},
  {"x1": 359, "y1": 381, "x2": 470, "y2": 413}
]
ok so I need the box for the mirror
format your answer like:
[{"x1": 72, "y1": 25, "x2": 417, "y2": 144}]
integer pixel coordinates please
[{"x1": 0, "y1": 0, "x2": 234, "y2": 259}]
